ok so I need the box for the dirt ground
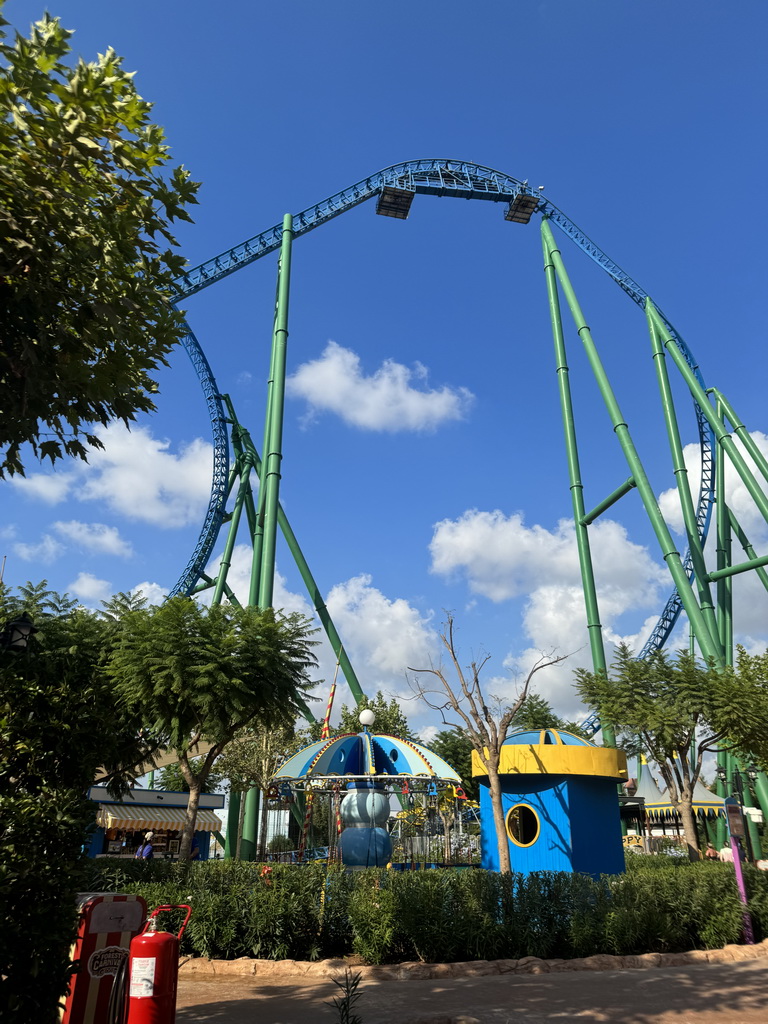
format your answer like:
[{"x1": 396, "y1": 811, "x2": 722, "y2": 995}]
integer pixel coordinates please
[{"x1": 176, "y1": 958, "x2": 768, "y2": 1024}]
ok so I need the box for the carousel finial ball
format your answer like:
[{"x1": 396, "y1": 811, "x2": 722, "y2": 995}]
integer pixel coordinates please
[{"x1": 359, "y1": 708, "x2": 375, "y2": 727}]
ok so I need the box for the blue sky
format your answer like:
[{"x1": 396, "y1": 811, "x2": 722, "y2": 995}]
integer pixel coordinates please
[{"x1": 3, "y1": 1, "x2": 767, "y2": 732}]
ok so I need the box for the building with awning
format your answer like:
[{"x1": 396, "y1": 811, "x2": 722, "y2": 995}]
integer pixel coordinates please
[{"x1": 87, "y1": 785, "x2": 224, "y2": 859}]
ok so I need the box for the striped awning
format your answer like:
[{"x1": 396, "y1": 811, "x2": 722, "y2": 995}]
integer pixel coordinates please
[{"x1": 96, "y1": 804, "x2": 222, "y2": 832}]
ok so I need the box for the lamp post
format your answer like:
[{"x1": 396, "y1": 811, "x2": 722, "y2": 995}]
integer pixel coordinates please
[
  {"x1": 716, "y1": 762, "x2": 759, "y2": 863},
  {"x1": 0, "y1": 611, "x2": 38, "y2": 651}
]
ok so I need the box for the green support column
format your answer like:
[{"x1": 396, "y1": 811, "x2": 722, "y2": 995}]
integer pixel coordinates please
[
  {"x1": 754, "y1": 772, "x2": 768, "y2": 849},
  {"x1": 541, "y1": 227, "x2": 613, "y2": 744},
  {"x1": 240, "y1": 788, "x2": 259, "y2": 862},
  {"x1": 735, "y1": 759, "x2": 761, "y2": 861},
  {"x1": 715, "y1": 396, "x2": 733, "y2": 664},
  {"x1": 647, "y1": 303, "x2": 768, "y2": 530},
  {"x1": 225, "y1": 791, "x2": 241, "y2": 860},
  {"x1": 542, "y1": 231, "x2": 606, "y2": 672},
  {"x1": 258, "y1": 213, "x2": 294, "y2": 610},
  {"x1": 648, "y1": 311, "x2": 721, "y2": 661},
  {"x1": 541, "y1": 222, "x2": 722, "y2": 667},
  {"x1": 715, "y1": 751, "x2": 728, "y2": 848}
]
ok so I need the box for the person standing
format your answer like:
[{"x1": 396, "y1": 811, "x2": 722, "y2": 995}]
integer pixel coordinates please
[{"x1": 135, "y1": 831, "x2": 154, "y2": 859}]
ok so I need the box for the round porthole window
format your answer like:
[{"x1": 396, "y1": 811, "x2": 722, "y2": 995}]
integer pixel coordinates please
[{"x1": 505, "y1": 804, "x2": 540, "y2": 848}]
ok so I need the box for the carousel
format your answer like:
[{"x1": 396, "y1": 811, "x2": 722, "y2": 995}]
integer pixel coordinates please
[{"x1": 271, "y1": 710, "x2": 462, "y2": 868}]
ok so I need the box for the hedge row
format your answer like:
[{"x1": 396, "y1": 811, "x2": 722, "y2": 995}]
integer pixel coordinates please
[{"x1": 83, "y1": 857, "x2": 768, "y2": 965}]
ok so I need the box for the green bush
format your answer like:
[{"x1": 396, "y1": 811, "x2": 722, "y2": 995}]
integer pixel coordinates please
[{"x1": 81, "y1": 857, "x2": 768, "y2": 964}]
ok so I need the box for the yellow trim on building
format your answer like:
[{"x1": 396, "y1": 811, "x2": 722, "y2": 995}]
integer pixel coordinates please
[{"x1": 472, "y1": 744, "x2": 627, "y2": 780}]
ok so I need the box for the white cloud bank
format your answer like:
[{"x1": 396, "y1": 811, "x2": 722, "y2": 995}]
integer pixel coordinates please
[
  {"x1": 286, "y1": 341, "x2": 474, "y2": 432},
  {"x1": 429, "y1": 509, "x2": 670, "y2": 716},
  {"x1": 11, "y1": 423, "x2": 212, "y2": 527}
]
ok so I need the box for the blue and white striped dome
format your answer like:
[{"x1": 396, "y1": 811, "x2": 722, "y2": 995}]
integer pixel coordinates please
[{"x1": 272, "y1": 732, "x2": 461, "y2": 787}]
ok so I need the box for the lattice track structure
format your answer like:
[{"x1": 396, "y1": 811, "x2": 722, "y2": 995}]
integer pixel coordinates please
[{"x1": 167, "y1": 160, "x2": 768, "y2": 743}]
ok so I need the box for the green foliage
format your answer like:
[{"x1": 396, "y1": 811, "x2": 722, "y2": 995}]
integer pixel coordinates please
[
  {"x1": 83, "y1": 857, "x2": 768, "y2": 966},
  {"x1": 429, "y1": 730, "x2": 478, "y2": 800},
  {"x1": 326, "y1": 970, "x2": 364, "y2": 1024},
  {"x1": 0, "y1": 8, "x2": 199, "y2": 477},
  {"x1": 514, "y1": 692, "x2": 589, "y2": 738},
  {"x1": 0, "y1": 582, "x2": 156, "y2": 1023},
  {"x1": 336, "y1": 691, "x2": 412, "y2": 739},
  {"x1": 575, "y1": 644, "x2": 768, "y2": 855},
  {"x1": 156, "y1": 757, "x2": 225, "y2": 794},
  {"x1": 107, "y1": 598, "x2": 317, "y2": 857},
  {"x1": 268, "y1": 834, "x2": 293, "y2": 853},
  {"x1": 108, "y1": 600, "x2": 317, "y2": 752}
]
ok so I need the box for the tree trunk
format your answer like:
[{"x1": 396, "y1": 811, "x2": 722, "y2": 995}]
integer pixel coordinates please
[
  {"x1": 678, "y1": 795, "x2": 701, "y2": 861},
  {"x1": 487, "y1": 768, "x2": 511, "y2": 874},
  {"x1": 180, "y1": 780, "x2": 201, "y2": 861}
]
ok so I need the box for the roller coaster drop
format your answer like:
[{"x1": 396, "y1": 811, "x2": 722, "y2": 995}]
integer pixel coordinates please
[{"x1": 167, "y1": 160, "x2": 768, "y2": 846}]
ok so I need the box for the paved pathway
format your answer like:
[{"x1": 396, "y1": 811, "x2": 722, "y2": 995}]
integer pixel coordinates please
[{"x1": 176, "y1": 959, "x2": 768, "y2": 1023}]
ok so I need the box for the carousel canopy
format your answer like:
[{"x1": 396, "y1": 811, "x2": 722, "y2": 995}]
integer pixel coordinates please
[
  {"x1": 272, "y1": 731, "x2": 462, "y2": 788},
  {"x1": 627, "y1": 768, "x2": 725, "y2": 819}
]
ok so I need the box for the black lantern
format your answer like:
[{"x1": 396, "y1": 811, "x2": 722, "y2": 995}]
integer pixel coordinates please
[
  {"x1": 747, "y1": 764, "x2": 759, "y2": 782},
  {"x1": 1, "y1": 612, "x2": 38, "y2": 651}
]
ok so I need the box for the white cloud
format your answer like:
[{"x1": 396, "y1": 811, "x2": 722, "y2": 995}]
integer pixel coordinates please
[
  {"x1": 11, "y1": 472, "x2": 73, "y2": 504},
  {"x1": 429, "y1": 510, "x2": 665, "y2": 608},
  {"x1": 659, "y1": 431, "x2": 768, "y2": 544},
  {"x1": 131, "y1": 581, "x2": 169, "y2": 606},
  {"x1": 8, "y1": 423, "x2": 212, "y2": 528},
  {"x1": 68, "y1": 572, "x2": 112, "y2": 605},
  {"x1": 326, "y1": 574, "x2": 437, "y2": 678},
  {"x1": 15, "y1": 534, "x2": 63, "y2": 563},
  {"x1": 53, "y1": 520, "x2": 133, "y2": 558},
  {"x1": 286, "y1": 341, "x2": 474, "y2": 432},
  {"x1": 429, "y1": 509, "x2": 672, "y2": 718},
  {"x1": 79, "y1": 425, "x2": 212, "y2": 527}
]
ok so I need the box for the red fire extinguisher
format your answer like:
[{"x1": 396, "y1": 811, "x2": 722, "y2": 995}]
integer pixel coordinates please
[{"x1": 125, "y1": 904, "x2": 191, "y2": 1024}]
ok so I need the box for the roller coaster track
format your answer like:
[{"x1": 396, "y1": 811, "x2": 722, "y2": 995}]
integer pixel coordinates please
[{"x1": 168, "y1": 159, "x2": 714, "y2": 658}]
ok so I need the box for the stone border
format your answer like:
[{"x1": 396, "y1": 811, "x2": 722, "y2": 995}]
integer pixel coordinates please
[{"x1": 180, "y1": 939, "x2": 768, "y2": 982}]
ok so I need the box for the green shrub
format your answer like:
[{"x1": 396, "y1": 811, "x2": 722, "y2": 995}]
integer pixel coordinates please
[{"x1": 81, "y1": 857, "x2": 768, "y2": 964}]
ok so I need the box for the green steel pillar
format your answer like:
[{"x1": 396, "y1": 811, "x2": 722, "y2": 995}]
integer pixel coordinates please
[
  {"x1": 258, "y1": 214, "x2": 294, "y2": 611},
  {"x1": 648, "y1": 311, "x2": 721, "y2": 660},
  {"x1": 647, "y1": 303, "x2": 768, "y2": 530},
  {"x1": 754, "y1": 772, "x2": 768, "y2": 849},
  {"x1": 147, "y1": 770, "x2": 155, "y2": 790},
  {"x1": 734, "y1": 759, "x2": 761, "y2": 861},
  {"x1": 715, "y1": 751, "x2": 728, "y2": 848},
  {"x1": 225, "y1": 791, "x2": 241, "y2": 860},
  {"x1": 240, "y1": 788, "x2": 259, "y2": 862},
  {"x1": 541, "y1": 222, "x2": 722, "y2": 667},
  {"x1": 212, "y1": 463, "x2": 254, "y2": 606},
  {"x1": 715, "y1": 396, "x2": 734, "y2": 664},
  {"x1": 541, "y1": 226, "x2": 613, "y2": 746}
]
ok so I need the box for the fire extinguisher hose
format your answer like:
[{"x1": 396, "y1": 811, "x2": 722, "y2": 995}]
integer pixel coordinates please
[{"x1": 106, "y1": 950, "x2": 129, "y2": 1024}]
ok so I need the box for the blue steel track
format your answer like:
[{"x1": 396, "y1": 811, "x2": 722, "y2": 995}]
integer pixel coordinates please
[{"x1": 168, "y1": 159, "x2": 714, "y2": 660}]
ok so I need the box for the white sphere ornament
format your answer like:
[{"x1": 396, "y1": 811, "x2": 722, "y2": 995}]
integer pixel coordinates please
[{"x1": 358, "y1": 708, "x2": 375, "y2": 727}]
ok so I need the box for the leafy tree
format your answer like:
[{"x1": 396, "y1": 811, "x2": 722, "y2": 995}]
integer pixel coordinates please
[
  {"x1": 215, "y1": 724, "x2": 296, "y2": 860},
  {"x1": 0, "y1": 10, "x2": 199, "y2": 477},
  {"x1": 0, "y1": 583, "x2": 156, "y2": 1023},
  {"x1": 156, "y1": 756, "x2": 226, "y2": 795},
  {"x1": 575, "y1": 643, "x2": 768, "y2": 859},
  {"x1": 409, "y1": 614, "x2": 569, "y2": 874},
  {"x1": 514, "y1": 692, "x2": 589, "y2": 737},
  {"x1": 108, "y1": 599, "x2": 317, "y2": 860},
  {"x1": 336, "y1": 690, "x2": 413, "y2": 739},
  {"x1": 99, "y1": 589, "x2": 148, "y2": 620},
  {"x1": 429, "y1": 730, "x2": 479, "y2": 801}
]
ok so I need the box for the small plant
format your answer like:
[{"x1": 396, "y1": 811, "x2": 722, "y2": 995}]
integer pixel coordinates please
[{"x1": 326, "y1": 969, "x2": 364, "y2": 1024}]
